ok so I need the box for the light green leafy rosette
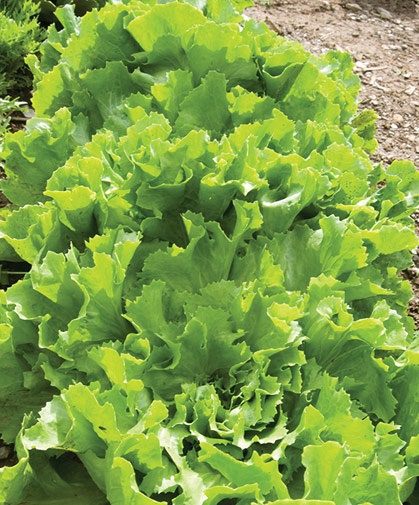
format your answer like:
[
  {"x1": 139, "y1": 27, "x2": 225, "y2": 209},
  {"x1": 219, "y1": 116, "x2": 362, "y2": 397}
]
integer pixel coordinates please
[{"x1": 0, "y1": 1, "x2": 418, "y2": 504}]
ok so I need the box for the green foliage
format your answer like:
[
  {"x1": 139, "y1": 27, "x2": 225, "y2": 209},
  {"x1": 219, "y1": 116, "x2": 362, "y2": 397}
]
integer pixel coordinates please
[
  {"x1": 0, "y1": 0, "x2": 40, "y2": 22},
  {"x1": 0, "y1": 1, "x2": 418, "y2": 504},
  {"x1": 37, "y1": 0, "x2": 110, "y2": 24},
  {"x1": 0, "y1": 0, "x2": 44, "y2": 94}
]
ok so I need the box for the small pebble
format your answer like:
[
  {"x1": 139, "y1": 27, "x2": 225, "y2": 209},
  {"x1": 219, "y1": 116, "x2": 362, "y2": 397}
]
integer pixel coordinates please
[
  {"x1": 376, "y1": 7, "x2": 392, "y2": 20},
  {"x1": 0, "y1": 446, "x2": 10, "y2": 459},
  {"x1": 319, "y1": 0, "x2": 331, "y2": 10},
  {"x1": 393, "y1": 113, "x2": 403, "y2": 124},
  {"x1": 345, "y1": 2, "x2": 362, "y2": 11}
]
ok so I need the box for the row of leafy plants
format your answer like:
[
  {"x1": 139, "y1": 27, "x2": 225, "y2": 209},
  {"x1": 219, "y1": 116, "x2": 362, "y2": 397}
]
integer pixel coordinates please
[
  {"x1": 0, "y1": 0, "x2": 113, "y2": 92},
  {"x1": 1, "y1": 0, "x2": 419, "y2": 504},
  {"x1": 0, "y1": 0, "x2": 117, "y2": 146},
  {"x1": 0, "y1": 0, "x2": 39, "y2": 145}
]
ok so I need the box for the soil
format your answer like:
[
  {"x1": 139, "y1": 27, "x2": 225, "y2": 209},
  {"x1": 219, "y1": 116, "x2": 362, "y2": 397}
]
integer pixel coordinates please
[
  {"x1": 247, "y1": 0, "x2": 419, "y2": 330},
  {"x1": 0, "y1": 439, "x2": 17, "y2": 468}
]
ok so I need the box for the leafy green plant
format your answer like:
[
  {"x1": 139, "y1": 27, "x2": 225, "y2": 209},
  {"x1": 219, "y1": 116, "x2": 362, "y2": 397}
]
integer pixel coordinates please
[
  {"x1": 0, "y1": 1, "x2": 418, "y2": 504},
  {"x1": 0, "y1": 0, "x2": 44, "y2": 94},
  {"x1": 0, "y1": 96, "x2": 26, "y2": 177},
  {"x1": 0, "y1": 0, "x2": 40, "y2": 22},
  {"x1": 37, "y1": 0, "x2": 109, "y2": 24}
]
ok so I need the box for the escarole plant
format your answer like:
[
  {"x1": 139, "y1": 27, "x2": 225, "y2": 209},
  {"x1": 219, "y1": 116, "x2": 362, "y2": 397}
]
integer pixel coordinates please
[{"x1": 0, "y1": 1, "x2": 419, "y2": 504}]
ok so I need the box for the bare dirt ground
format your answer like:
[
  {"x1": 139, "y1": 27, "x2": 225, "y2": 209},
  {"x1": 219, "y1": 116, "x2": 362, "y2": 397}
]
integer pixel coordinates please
[{"x1": 247, "y1": 0, "x2": 419, "y2": 329}]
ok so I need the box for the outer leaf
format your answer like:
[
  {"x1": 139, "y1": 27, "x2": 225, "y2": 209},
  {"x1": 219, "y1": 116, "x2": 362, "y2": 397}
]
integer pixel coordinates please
[
  {"x1": 175, "y1": 71, "x2": 231, "y2": 139},
  {"x1": 1, "y1": 108, "x2": 83, "y2": 205},
  {"x1": 302, "y1": 441, "x2": 346, "y2": 500}
]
